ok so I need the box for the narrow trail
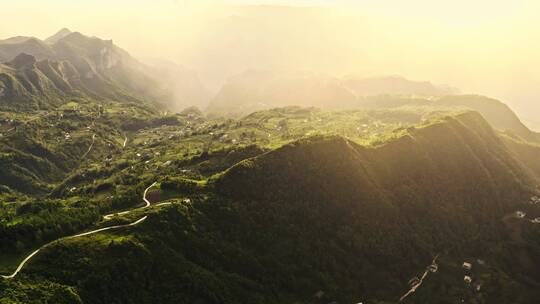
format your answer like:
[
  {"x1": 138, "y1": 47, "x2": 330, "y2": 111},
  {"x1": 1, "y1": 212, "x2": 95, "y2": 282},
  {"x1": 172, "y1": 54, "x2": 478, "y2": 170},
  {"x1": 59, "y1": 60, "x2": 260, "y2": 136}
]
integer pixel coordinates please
[
  {"x1": 103, "y1": 182, "x2": 157, "y2": 220},
  {"x1": 154, "y1": 202, "x2": 172, "y2": 207},
  {"x1": 123, "y1": 135, "x2": 128, "y2": 148},
  {"x1": 81, "y1": 134, "x2": 96, "y2": 160},
  {"x1": 0, "y1": 216, "x2": 147, "y2": 279},
  {"x1": 1, "y1": 182, "x2": 157, "y2": 280},
  {"x1": 398, "y1": 254, "x2": 440, "y2": 302}
]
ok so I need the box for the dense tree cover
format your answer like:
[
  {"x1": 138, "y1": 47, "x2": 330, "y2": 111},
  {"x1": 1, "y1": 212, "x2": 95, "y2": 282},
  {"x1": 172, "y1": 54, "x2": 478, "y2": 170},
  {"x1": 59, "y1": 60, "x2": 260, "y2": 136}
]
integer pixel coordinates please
[
  {"x1": 0, "y1": 279, "x2": 82, "y2": 304},
  {"x1": 1, "y1": 112, "x2": 539, "y2": 304},
  {"x1": 0, "y1": 199, "x2": 100, "y2": 253},
  {"x1": 502, "y1": 135, "x2": 540, "y2": 181},
  {"x1": 2, "y1": 27, "x2": 540, "y2": 303}
]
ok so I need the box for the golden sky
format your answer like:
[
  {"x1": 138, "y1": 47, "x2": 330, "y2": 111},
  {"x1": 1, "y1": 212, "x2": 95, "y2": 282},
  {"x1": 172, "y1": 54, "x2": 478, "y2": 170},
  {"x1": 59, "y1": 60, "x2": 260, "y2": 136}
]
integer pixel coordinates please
[{"x1": 1, "y1": 0, "x2": 539, "y2": 127}]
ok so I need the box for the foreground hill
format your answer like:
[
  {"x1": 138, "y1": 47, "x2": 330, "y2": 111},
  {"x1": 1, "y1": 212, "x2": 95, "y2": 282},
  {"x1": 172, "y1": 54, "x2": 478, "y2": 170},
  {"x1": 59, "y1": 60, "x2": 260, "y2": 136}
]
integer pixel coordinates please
[{"x1": 3, "y1": 111, "x2": 538, "y2": 304}]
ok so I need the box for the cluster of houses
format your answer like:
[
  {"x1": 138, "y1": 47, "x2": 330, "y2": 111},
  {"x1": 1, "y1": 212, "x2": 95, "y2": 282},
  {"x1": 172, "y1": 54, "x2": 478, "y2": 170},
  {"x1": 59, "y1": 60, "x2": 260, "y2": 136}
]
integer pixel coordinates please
[
  {"x1": 515, "y1": 210, "x2": 526, "y2": 219},
  {"x1": 530, "y1": 196, "x2": 540, "y2": 205},
  {"x1": 0, "y1": 118, "x2": 17, "y2": 133},
  {"x1": 462, "y1": 261, "x2": 482, "y2": 291},
  {"x1": 427, "y1": 262, "x2": 438, "y2": 273},
  {"x1": 406, "y1": 261, "x2": 439, "y2": 289}
]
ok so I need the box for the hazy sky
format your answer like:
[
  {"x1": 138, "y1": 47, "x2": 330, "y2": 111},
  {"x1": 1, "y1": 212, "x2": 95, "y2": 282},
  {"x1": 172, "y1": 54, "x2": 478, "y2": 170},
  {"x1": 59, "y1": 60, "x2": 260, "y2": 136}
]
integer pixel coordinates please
[{"x1": 1, "y1": 0, "x2": 539, "y2": 128}]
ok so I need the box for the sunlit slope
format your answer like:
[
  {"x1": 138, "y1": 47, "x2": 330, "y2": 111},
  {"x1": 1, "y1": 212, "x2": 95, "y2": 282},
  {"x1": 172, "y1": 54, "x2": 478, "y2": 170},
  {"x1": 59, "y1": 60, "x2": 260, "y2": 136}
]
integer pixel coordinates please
[
  {"x1": 218, "y1": 111, "x2": 535, "y2": 204},
  {"x1": 12, "y1": 111, "x2": 540, "y2": 304},
  {"x1": 0, "y1": 102, "x2": 158, "y2": 194},
  {"x1": 502, "y1": 136, "x2": 540, "y2": 182},
  {"x1": 362, "y1": 95, "x2": 540, "y2": 143},
  {"x1": 436, "y1": 95, "x2": 540, "y2": 143}
]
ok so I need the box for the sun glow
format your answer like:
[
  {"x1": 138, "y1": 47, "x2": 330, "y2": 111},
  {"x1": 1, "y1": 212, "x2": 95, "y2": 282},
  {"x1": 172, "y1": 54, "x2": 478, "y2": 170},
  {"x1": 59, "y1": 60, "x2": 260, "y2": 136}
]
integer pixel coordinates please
[{"x1": 2, "y1": 0, "x2": 539, "y2": 127}]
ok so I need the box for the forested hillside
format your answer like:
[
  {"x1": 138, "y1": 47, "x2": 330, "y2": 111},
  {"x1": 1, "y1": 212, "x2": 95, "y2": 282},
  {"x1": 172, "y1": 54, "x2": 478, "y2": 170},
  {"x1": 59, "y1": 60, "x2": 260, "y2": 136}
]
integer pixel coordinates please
[
  {"x1": 1, "y1": 111, "x2": 538, "y2": 304},
  {"x1": 1, "y1": 28, "x2": 539, "y2": 304}
]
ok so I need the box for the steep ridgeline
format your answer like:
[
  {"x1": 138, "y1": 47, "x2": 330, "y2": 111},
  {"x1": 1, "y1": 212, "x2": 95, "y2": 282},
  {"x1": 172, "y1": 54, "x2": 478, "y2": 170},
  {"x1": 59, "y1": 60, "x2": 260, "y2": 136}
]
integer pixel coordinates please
[
  {"x1": 0, "y1": 53, "x2": 69, "y2": 109},
  {"x1": 15, "y1": 112, "x2": 540, "y2": 304},
  {"x1": 0, "y1": 29, "x2": 203, "y2": 111},
  {"x1": 437, "y1": 95, "x2": 540, "y2": 143},
  {"x1": 0, "y1": 37, "x2": 55, "y2": 62},
  {"x1": 361, "y1": 95, "x2": 540, "y2": 144},
  {"x1": 502, "y1": 135, "x2": 540, "y2": 182},
  {"x1": 219, "y1": 111, "x2": 535, "y2": 207},
  {"x1": 215, "y1": 111, "x2": 539, "y2": 302}
]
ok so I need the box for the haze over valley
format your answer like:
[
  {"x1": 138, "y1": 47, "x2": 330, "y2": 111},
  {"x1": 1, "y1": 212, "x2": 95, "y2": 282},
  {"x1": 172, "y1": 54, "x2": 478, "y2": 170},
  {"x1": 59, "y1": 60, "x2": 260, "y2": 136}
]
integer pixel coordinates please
[
  {"x1": 2, "y1": 1, "x2": 540, "y2": 129},
  {"x1": 1, "y1": 1, "x2": 540, "y2": 304}
]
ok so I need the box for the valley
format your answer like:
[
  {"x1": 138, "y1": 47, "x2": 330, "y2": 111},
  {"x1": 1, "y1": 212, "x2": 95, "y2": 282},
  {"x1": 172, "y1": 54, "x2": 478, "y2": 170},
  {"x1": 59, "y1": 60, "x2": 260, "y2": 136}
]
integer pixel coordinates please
[{"x1": 0, "y1": 28, "x2": 539, "y2": 304}]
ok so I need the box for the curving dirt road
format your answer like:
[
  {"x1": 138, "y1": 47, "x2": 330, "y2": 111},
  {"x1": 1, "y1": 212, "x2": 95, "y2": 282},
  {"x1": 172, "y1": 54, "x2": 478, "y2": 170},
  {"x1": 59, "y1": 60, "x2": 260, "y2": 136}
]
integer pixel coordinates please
[
  {"x1": 1, "y1": 182, "x2": 157, "y2": 279},
  {"x1": 0, "y1": 216, "x2": 147, "y2": 279},
  {"x1": 399, "y1": 254, "x2": 440, "y2": 302},
  {"x1": 103, "y1": 182, "x2": 157, "y2": 220},
  {"x1": 81, "y1": 134, "x2": 96, "y2": 159}
]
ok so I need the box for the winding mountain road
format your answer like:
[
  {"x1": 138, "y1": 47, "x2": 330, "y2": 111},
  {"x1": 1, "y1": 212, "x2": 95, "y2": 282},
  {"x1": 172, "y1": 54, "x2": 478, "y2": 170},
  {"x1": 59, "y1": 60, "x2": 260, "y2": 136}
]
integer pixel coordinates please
[
  {"x1": 1, "y1": 182, "x2": 157, "y2": 279},
  {"x1": 81, "y1": 134, "x2": 96, "y2": 159},
  {"x1": 398, "y1": 254, "x2": 440, "y2": 302},
  {"x1": 103, "y1": 182, "x2": 157, "y2": 220}
]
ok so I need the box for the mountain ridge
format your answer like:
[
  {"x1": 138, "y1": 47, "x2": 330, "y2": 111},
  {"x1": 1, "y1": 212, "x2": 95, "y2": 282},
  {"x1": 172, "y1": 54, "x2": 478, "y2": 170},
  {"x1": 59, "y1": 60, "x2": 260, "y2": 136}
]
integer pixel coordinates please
[
  {"x1": 0, "y1": 30, "x2": 207, "y2": 111},
  {"x1": 11, "y1": 110, "x2": 539, "y2": 304}
]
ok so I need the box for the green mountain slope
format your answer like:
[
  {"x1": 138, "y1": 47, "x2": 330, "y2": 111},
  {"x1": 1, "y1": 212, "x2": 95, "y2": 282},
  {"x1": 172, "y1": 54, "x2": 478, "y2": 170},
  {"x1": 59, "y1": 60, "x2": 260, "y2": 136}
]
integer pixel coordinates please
[
  {"x1": 502, "y1": 136, "x2": 540, "y2": 182},
  {"x1": 6, "y1": 111, "x2": 539, "y2": 304}
]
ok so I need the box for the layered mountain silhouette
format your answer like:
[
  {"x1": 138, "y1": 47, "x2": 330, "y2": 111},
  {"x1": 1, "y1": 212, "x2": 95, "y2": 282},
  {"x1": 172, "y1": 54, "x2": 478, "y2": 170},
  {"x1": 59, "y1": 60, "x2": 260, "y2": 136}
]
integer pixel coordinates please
[
  {"x1": 344, "y1": 75, "x2": 459, "y2": 96},
  {"x1": 0, "y1": 29, "x2": 207, "y2": 110},
  {"x1": 207, "y1": 70, "x2": 540, "y2": 143},
  {"x1": 207, "y1": 70, "x2": 358, "y2": 114}
]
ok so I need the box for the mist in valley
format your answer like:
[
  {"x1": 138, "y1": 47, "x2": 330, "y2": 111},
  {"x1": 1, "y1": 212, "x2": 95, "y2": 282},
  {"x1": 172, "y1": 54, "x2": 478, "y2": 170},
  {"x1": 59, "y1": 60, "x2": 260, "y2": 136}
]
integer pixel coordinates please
[
  {"x1": 1, "y1": 0, "x2": 539, "y2": 128},
  {"x1": 2, "y1": 2, "x2": 540, "y2": 303}
]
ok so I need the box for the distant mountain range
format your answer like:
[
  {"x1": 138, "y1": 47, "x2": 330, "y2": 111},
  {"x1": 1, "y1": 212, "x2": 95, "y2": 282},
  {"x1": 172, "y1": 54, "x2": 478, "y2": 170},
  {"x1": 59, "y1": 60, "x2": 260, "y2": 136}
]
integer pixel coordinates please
[
  {"x1": 1, "y1": 29, "x2": 537, "y2": 145},
  {"x1": 0, "y1": 29, "x2": 207, "y2": 111},
  {"x1": 207, "y1": 70, "x2": 456, "y2": 114},
  {"x1": 207, "y1": 70, "x2": 540, "y2": 143},
  {"x1": 344, "y1": 75, "x2": 459, "y2": 96}
]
